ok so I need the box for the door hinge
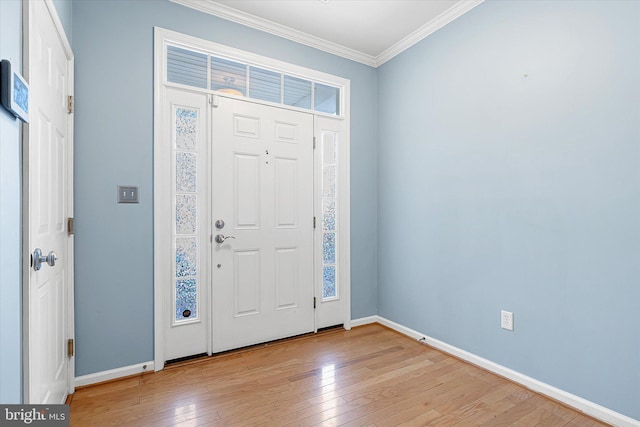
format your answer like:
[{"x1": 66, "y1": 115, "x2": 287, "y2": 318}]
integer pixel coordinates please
[
  {"x1": 211, "y1": 94, "x2": 219, "y2": 108},
  {"x1": 67, "y1": 339, "x2": 74, "y2": 357},
  {"x1": 67, "y1": 217, "x2": 74, "y2": 235},
  {"x1": 67, "y1": 95, "x2": 74, "y2": 114},
  {"x1": 313, "y1": 216, "x2": 316, "y2": 229},
  {"x1": 313, "y1": 136, "x2": 316, "y2": 149},
  {"x1": 313, "y1": 297, "x2": 316, "y2": 309}
]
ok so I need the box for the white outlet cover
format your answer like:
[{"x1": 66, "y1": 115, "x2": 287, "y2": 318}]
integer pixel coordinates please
[{"x1": 501, "y1": 310, "x2": 514, "y2": 331}]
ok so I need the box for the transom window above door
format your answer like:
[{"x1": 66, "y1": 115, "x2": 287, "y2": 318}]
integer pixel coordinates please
[{"x1": 166, "y1": 45, "x2": 342, "y2": 116}]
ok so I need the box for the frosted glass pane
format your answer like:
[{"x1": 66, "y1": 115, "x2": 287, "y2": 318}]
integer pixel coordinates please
[
  {"x1": 249, "y1": 67, "x2": 281, "y2": 103},
  {"x1": 322, "y1": 199, "x2": 336, "y2": 231},
  {"x1": 323, "y1": 166, "x2": 336, "y2": 198},
  {"x1": 176, "y1": 237, "x2": 197, "y2": 277},
  {"x1": 323, "y1": 232, "x2": 336, "y2": 264},
  {"x1": 167, "y1": 46, "x2": 207, "y2": 89},
  {"x1": 323, "y1": 266, "x2": 336, "y2": 299},
  {"x1": 284, "y1": 75, "x2": 311, "y2": 109},
  {"x1": 211, "y1": 56, "x2": 246, "y2": 95},
  {"x1": 176, "y1": 152, "x2": 196, "y2": 193},
  {"x1": 176, "y1": 278, "x2": 197, "y2": 321},
  {"x1": 322, "y1": 134, "x2": 336, "y2": 165},
  {"x1": 176, "y1": 194, "x2": 197, "y2": 235},
  {"x1": 175, "y1": 108, "x2": 198, "y2": 151},
  {"x1": 314, "y1": 83, "x2": 340, "y2": 115}
]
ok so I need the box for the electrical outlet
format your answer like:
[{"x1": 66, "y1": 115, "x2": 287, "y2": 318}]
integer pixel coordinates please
[{"x1": 501, "y1": 310, "x2": 514, "y2": 331}]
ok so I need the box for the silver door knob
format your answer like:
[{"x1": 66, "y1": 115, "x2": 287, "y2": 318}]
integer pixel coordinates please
[
  {"x1": 33, "y1": 248, "x2": 58, "y2": 271},
  {"x1": 214, "y1": 234, "x2": 236, "y2": 244},
  {"x1": 215, "y1": 219, "x2": 225, "y2": 229}
]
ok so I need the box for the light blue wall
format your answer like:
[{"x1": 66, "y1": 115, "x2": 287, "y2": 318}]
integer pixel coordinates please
[
  {"x1": 377, "y1": 0, "x2": 640, "y2": 420},
  {"x1": 0, "y1": 0, "x2": 23, "y2": 404},
  {"x1": 72, "y1": 0, "x2": 377, "y2": 376},
  {"x1": 52, "y1": 0, "x2": 72, "y2": 45}
]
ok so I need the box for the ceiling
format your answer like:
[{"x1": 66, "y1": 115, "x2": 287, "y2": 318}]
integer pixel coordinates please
[{"x1": 171, "y1": 0, "x2": 484, "y2": 67}]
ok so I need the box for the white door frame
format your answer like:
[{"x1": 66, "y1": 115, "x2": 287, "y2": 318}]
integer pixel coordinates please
[
  {"x1": 153, "y1": 28, "x2": 351, "y2": 370},
  {"x1": 22, "y1": 0, "x2": 75, "y2": 401}
]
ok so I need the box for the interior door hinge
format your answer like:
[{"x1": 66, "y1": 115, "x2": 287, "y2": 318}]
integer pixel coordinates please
[
  {"x1": 67, "y1": 339, "x2": 74, "y2": 357},
  {"x1": 67, "y1": 217, "x2": 74, "y2": 236},
  {"x1": 67, "y1": 95, "x2": 74, "y2": 114},
  {"x1": 313, "y1": 216, "x2": 316, "y2": 229},
  {"x1": 313, "y1": 136, "x2": 316, "y2": 149},
  {"x1": 313, "y1": 297, "x2": 316, "y2": 309},
  {"x1": 210, "y1": 94, "x2": 219, "y2": 108}
]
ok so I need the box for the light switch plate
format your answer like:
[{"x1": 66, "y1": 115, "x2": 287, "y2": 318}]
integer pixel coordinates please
[{"x1": 118, "y1": 185, "x2": 139, "y2": 203}]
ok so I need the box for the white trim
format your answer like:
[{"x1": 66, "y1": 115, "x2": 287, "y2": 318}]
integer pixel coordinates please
[
  {"x1": 170, "y1": 0, "x2": 484, "y2": 68},
  {"x1": 75, "y1": 362, "x2": 154, "y2": 388},
  {"x1": 373, "y1": 316, "x2": 640, "y2": 427},
  {"x1": 350, "y1": 316, "x2": 378, "y2": 328},
  {"x1": 375, "y1": 0, "x2": 484, "y2": 67},
  {"x1": 170, "y1": 0, "x2": 377, "y2": 67}
]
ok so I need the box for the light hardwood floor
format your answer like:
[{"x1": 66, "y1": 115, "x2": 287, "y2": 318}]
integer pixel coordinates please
[{"x1": 69, "y1": 324, "x2": 609, "y2": 426}]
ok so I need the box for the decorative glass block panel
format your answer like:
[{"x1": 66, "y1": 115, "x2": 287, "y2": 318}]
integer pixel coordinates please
[
  {"x1": 249, "y1": 66, "x2": 281, "y2": 104},
  {"x1": 322, "y1": 135, "x2": 336, "y2": 165},
  {"x1": 314, "y1": 83, "x2": 340, "y2": 115},
  {"x1": 322, "y1": 199, "x2": 336, "y2": 231},
  {"x1": 323, "y1": 166, "x2": 336, "y2": 198},
  {"x1": 167, "y1": 46, "x2": 208, "y2": 89},
  {"x1": 175, "y1": 108, "x2": 198, "y2": 151},
  {"x1": 323, "y1": 232, "x2": 336, "y2": 264},
  {"x1": 284, "y1": 75, "x2": 311, "y2": 109},
  {"x1": 176, "y1": 237, "x2": 197, "y2": 277},
  {"x1": 176, "y1": 278, "x2": 198, "y2": 321},
  {"x1": 176, "y1": 194, "x2": 197, "y2": 235},
  {"x1": 323, "y1": 266, "x2": 336, "y2": 299},
  {"x1": 211, "y1": 56, "x2": 247, "y2": 96},
  {"x1": 176, "y1": 152, "x2": 196, "y2": 193}
]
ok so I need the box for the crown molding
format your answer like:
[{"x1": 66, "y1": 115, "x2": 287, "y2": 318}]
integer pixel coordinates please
[
  {"x1": 171, "y1": 0, "x2": 484, "y2": 69},
  {"x1": 170, "y1": 0, "x2": 378, "y2": 67},
  {"x1": 375, "y1": 0, "x2": 484, "y2": 67}
]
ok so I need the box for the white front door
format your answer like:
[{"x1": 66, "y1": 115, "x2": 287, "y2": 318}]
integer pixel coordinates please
[
  {"x1": 24, "y1": 0, "x2": 74, "y2": 404},
  {"x1": 211, "y1": 96, "x2": 315, "y2": 352}
]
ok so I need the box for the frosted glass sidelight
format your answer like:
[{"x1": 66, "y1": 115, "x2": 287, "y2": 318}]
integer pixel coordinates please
[
  {"x1": 211, "y1": 56, "x2": 247, "y2": 95},
  {"x1": 323, "y1": 232, "x2": 336, "y2": 264},
  {"x1": 322, "y1": 135, "x2": 336, "y2": 165},
  {"x1": 176, "y1": 237, "x2": 197, "y2": 277},
  {"x1": 175, "y1": 108, "x2": 198, "y2": 151},
  {"x1": 322, "y1": 199, "x2": 336, "y2": 231},
  {"x1": 323, "y1": 266, "x2": 336, "y2": 299},
  {"x1": 167, "y1": 46, "x2": 208, "y2": 89},
  {"x1": 284, "y1": 75, "x2": 312, "y2": 109},
  {"x1": 323, "y1": 166, "x2": 336, "y2": 198},
  {"x1": 176, "y1": 278, "x2": 198, "y2": 321},
  {"x1": 249, "y1": 67, "x2": 281, "y2": 104},
  {"x1": 176, "y1": 194, "x2": 197, "y2": 235},
  {"x1": 314, "y1": 83, "x2": 340, "y2": 115},
  {"x1": 176, "y1": 152, "x2": 196, "y2": 193}
]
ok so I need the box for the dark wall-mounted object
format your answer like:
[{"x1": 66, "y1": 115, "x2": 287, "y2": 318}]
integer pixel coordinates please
[{"x1": 1, "y1": 59, "x2": 30, "y2": 122}]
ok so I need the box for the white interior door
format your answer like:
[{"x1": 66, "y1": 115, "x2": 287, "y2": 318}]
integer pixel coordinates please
[
  {"x1": 211, "y1": 96, "x2": 315, "y2": 353},
  {"x1": 163, "y1": 87, "x2": 210, "y2": 361},
  {"x1": 24, "y1": 0, "x2": 74, "y2": 404}
]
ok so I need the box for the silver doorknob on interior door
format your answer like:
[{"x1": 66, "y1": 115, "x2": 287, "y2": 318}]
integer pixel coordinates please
[
  {"x1": 214, "y1": 234, "x2": 236, "y2": 244},
  {"x1": 33, "y1": 248, "x2": 58, "y2": 271},
  {"x1": 215, "y1": 219, "x2": 225, "y2": 229}
]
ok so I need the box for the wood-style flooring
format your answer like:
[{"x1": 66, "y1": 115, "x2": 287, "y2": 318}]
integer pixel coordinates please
[{"x1": 69, "y1": 324, "x2": 609, "y2": 426}]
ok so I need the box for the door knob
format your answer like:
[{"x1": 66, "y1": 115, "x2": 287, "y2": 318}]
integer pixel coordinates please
[
  {"x1": 215, "y1": 219, "x2": 225, "y2": 229},
  {"x1": 214, "y1": 234, "x2": 236, "y2": 244},
  {"x1": 33, "y1": 248, "x2": 58, "y2": 271}
]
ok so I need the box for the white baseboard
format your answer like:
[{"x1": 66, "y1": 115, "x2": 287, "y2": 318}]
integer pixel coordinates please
[
  {"x1": 75, "y1": 361, "x2": 155, "y2": 388},
  {"x1": 350, "y1": 315, "x2": 378, "y2": 327},
  {"x1": 373, "y1": 315, "x2": 639, "y2": 427}
]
